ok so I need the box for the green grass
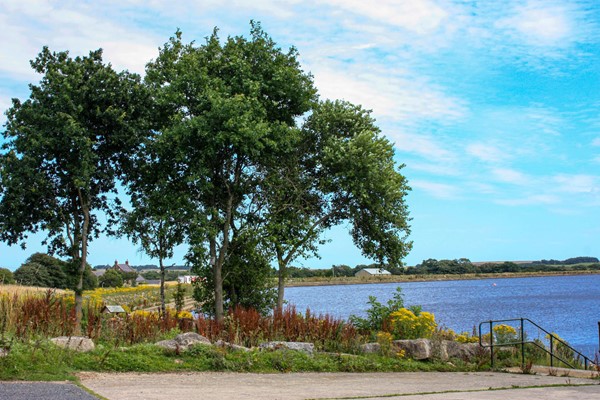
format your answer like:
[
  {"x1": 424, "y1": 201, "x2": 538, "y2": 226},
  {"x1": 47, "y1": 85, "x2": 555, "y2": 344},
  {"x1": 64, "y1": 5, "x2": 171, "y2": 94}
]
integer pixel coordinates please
[{"x1": 0, "y1": 340, "x2": 487, "y2": 381}]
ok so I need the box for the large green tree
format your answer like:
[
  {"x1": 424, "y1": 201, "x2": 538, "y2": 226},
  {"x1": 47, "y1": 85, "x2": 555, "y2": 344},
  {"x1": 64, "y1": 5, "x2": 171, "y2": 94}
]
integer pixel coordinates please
[
  {"x1": 145, "y1": 24, "x2": 317, "y2": 322},
  {"x1": 0, "y1": 47, "x2": 148, "y2": 331},
  {"x1": 264, "y1": 100, "x2": 412, "y2": 309}
]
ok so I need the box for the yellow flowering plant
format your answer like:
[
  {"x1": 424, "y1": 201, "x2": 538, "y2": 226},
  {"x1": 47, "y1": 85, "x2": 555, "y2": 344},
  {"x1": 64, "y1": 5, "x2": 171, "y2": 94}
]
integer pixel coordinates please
[
  {"x1": 388, "y1": 307, "x2": 437, "y2": 340},
  {"x1": 492, "y1": 324, "x2": 517, "y2": 344}
]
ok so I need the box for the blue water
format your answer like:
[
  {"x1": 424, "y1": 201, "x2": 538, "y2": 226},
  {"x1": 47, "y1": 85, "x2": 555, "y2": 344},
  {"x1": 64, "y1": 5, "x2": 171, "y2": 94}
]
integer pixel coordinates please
[{"x1": 285, "y1": 274, "x2": 600, "y2": 357}]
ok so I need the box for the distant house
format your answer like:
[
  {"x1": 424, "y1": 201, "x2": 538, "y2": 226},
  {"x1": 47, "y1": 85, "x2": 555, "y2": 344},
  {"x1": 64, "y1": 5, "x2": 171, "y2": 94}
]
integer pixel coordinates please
[
  {"x1": 92, "y1": 269, "x2": 106, "y2": 277},
  {"x1": 355, "y1": 268, "x2": 391, "y2": 277},
  {"x1": 113, "y1": 260, "x2": 136, "y2": 274}
]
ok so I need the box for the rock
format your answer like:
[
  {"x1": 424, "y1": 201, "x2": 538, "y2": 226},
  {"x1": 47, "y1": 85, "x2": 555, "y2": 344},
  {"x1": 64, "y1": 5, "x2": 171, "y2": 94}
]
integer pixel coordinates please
[
  {"x1": 215, "y1": 340, "x2": 250, "y2": 352},
  {"x1": 175, "y1": 332, "x2": 211, "y2": 347},
  {"x1": 156, "y1": 333, "x2": 211, "y2": 352},
  {"x1": 443, "y1": 341, "x2": 487, "y2": 361},
  {"x1": 393, "y1": 339, "x2": 432, "y2": 360},
  {"x1": 360, "y1": 343, "x2": 381, "y2": 354},
  {"x1": 259, "y1": 341, "x2": 314, "y2": 355},
  {"x1": 50, "y1": 336, "x2": 95, "y2": 352},
  {"x1": 155, "y1": 339, "x2": 181, "y2": 352}
]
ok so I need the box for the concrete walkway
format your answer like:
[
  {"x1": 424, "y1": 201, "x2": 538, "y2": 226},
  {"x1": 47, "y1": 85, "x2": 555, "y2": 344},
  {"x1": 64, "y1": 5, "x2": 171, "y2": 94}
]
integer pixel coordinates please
[{"x1": 78, "y1": 371, "x2": 599, "y2": 400}]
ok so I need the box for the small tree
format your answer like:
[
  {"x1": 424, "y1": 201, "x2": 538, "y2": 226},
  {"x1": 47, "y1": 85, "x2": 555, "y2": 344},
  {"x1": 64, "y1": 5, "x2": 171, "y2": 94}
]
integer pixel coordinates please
[
  {"x1": 265, "y1": 100, "x2": 412, "y2": 309},
  {"x1": 99, "y1": 269, "x2": 123, "y2": 288}
]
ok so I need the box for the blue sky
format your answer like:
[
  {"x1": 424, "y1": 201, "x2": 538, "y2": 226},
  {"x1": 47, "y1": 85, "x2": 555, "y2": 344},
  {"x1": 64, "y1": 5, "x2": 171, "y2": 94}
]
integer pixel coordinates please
[{"x1": 1, "y1": 0, "x2": 600, "y2": 270}]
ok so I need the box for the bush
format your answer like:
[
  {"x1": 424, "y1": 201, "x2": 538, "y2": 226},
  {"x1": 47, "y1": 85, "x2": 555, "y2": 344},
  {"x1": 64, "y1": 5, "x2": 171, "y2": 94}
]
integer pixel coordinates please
[
  {"x1": 389, "y1": 308, "x2": 437, "y2": 339},
  {"x1": 0, "y1": 268, "x2": 15, "y2": 284},
  {"x1": 349, "y1": 287, "x2": 404, "y2": 333},
  {"x1": 99, "y1": 269, "x2": 124, "y2": 288}
]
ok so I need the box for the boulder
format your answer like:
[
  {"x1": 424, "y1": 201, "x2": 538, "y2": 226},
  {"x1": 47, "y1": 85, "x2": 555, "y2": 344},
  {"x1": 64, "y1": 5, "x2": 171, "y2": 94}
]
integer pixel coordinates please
[
  {"x1": 156, "y1": 332, "x2": 211, "y2": 352},
  {"x1": 175, "y1": 332, "x2": 211, "y2": 347},
  {"x1": 215, "y1": 340, "x2": 250, "y2": 352},
  {"x1": 444, "y1": 340, "x2": 481, "y2": 360},
  {"x1": 50, "y1": 336, "x2": 95, "y2": 352},
  {"x1": 155, "y1": 339, "x2": 181, "y2": 352},
  {"x1": 393, "y1": 339, "x2": 432, "y2": 360},
  {"x1": 259, "y1": 341, "x2": 314, "y2": 355},
  {"x1": 360, "y1": 343, "x2": 381, "y2": 354}
]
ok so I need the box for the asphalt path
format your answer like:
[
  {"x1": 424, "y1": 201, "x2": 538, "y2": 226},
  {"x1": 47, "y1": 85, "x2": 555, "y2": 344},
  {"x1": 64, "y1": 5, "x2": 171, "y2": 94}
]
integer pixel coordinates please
[{"x1": 0, "y1": 381, "x2": 97, "y2": 400}]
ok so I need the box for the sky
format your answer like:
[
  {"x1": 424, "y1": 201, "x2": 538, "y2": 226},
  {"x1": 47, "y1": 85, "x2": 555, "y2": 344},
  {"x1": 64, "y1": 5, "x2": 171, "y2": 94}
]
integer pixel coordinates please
[{"x1": 1, "y1": 0, "x2": 600, "y2": 270}]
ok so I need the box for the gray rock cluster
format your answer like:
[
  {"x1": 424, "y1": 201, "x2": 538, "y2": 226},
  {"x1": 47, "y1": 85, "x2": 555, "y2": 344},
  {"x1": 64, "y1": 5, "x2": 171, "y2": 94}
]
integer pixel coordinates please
[
  {"x1": 360, "y1": 339, "x2": 485, "y2": 361},
  {"x1": 49, "y1": 336, "x2": 95, "y2": 352},
  {"x1": 155, "y1": 332, "x2": 211, "y2": 352},
  {"x1": 259, "y1": 341, "x2": 315, "y2": 355}
]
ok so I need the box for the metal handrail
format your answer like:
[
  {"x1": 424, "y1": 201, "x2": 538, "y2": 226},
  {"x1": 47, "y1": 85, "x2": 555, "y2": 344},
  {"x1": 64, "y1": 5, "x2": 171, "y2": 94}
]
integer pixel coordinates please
[{"x1": 478, "y1": 318, "x2": 595, "y2": 370}]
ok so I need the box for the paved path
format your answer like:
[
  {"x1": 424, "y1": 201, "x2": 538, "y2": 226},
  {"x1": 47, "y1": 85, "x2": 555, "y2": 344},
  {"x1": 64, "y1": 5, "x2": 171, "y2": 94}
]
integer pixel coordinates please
[
  {"x1": 0, "y1": 381, "x2": 97, "y2": 400},
  {"x1": 78, "y1": 371, "x2": 599, "y2": 400}
]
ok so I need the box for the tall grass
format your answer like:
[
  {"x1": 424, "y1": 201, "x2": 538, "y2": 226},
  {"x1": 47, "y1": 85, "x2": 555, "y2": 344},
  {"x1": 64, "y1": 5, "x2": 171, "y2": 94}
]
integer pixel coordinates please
[
  {"x1": 194, "y1": 306, "x2": 361, "y2": 352},
  {"x1": 0, "y1": 289, "x2": 362, "y2": 352}
]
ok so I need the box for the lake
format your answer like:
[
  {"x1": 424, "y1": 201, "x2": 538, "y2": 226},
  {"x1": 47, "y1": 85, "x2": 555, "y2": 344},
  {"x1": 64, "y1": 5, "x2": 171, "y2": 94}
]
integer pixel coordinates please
[{"x1": 285, "y1": 274, "x2": 600, "y2": 357}]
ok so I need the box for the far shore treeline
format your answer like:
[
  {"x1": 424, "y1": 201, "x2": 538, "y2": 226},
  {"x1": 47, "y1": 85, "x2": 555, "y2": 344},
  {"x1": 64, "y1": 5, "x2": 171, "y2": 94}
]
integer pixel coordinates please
[{"x1": 2, "y1": 255, "x2": 598, "y2": 287}]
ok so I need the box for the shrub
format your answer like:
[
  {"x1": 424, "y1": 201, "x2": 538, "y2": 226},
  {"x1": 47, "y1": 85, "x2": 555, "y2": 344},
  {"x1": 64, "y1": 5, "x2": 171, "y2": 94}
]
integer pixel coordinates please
[
  {"x1": 389, "y1": 308, "x2": 437, "y2": 339},
  {"x1": 493, "y1": 324, "x2": 517, "y2": 344},
  {"x1": 349, "y1": 287, "x2": 404, "y2": 333},
  {"x1": 0, "y1": 268, "x2": 15, "y2": 284}
]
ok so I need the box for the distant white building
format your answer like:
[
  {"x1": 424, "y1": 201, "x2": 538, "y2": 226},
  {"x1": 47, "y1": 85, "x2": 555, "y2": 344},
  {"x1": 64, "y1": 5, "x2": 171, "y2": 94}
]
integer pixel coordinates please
[
  {"x1": 178, "y1": 275, "x2": 197, "y2": 284},
  {"x1": 355, "y1": 268, "x2": 391, "y2": 277}
]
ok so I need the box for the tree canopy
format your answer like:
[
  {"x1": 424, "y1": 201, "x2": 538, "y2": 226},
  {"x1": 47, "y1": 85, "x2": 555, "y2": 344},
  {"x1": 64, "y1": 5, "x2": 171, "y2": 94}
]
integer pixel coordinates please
[
  {"x1": 1, "y1": 24, "x2": 412, "y2": 321},
  {"x1": 0, "y1": 47, "x2": 148, "y2": 329}
]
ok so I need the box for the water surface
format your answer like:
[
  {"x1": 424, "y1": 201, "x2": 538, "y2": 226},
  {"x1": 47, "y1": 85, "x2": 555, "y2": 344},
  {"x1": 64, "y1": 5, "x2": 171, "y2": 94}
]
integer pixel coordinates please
[{"x1": 285, "y1": 274, "x2": 600, "y2": 357}]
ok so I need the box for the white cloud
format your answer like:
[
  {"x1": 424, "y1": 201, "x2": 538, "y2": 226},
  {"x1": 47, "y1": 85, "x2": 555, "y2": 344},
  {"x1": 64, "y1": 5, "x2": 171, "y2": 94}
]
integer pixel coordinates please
[
  {"x1": 497, "y1": 1, "x2": 574, "y2": 47},
  {"x1": 592, "y1": 138, "x2": 600, "y2": 147},
  {"x1": 323, "y1": 0, "x2": 449, "y2": 35},
  {"x1": 491, "y1": 168, "x2": 531, "y2": 186},
  {"x1": 0, "y1": 2, "x2": 160, "y2": 79},
  {"x1": 466, "y1": 142, "x2": 508, "y2": 164},
  {"x1": 392, "y1": 131, "x2": 455, "y2": 163},
  {"x1": 411, "y1": 180, "x2": 459, "y2": 199},
  {"x1": 553, "y1": 174, "x2": 598, "y2": 194},
  {"x1": 0, "y1": 95, "x2": 11, "y2": 126},
  {"x1": 497, "y1": 194, "x2": 561, "y2": 206},
  {"x1": 311, "y1": 63, "x2": 466, "y2": 123}
]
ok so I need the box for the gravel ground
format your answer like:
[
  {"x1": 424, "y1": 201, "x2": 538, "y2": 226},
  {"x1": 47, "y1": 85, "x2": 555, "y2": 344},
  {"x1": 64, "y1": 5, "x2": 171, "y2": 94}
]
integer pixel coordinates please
[{"x1": 0, "y1": 381, "x2": 98, "y2": 400}]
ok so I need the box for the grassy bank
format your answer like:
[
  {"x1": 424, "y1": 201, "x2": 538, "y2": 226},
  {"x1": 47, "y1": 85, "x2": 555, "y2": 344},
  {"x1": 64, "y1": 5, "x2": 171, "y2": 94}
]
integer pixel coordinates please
[
  {"x1": 284, "y1": 270, "x2": 600, "y2": 287},
  {"x1": 0, "y1": 340, "x2": 482, "y2": 381}
]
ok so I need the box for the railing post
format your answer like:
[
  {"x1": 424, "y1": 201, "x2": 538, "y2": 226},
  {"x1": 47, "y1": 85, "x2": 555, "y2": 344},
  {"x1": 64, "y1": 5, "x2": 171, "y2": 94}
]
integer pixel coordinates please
[
  {"x1": 550, "y1": 335, "x2": 554, "y2": 367},
  {"x1": 520, "y1": 318, "x2": 525, "y2": 370},
  {"x1": 489, "y1": 320, "x2": 494, "y2": 369}
]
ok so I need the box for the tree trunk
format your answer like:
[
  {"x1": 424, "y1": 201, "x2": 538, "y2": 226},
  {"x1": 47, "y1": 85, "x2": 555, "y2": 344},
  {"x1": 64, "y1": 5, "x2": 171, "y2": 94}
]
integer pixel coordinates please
[
  {"x1": 159, "y1": 257, "x2": 166, "y2": 317},
  {"x1": 75, "y1": 203, "x2": 90, "y2": 335},
  {"x1": 276, "y1": 250, "x2": 286, "y2": 311},
  {"x1": 211, "y1": 239, "x2": 224, "y2": 322}
]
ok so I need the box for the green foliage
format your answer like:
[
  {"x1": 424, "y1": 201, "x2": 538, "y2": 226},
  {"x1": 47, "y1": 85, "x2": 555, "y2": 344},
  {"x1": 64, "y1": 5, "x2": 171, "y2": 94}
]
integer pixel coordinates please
[
  {"x1": 99, "y1": 269, "x2": 123, "y2": 288},
  {"x1": 193, "y1": 233, "x2": 276, "y2": 316},
  {"x1": 146, "y1": 23, "x2": 317, "y2": 321},
  {"x1": 172, "y1": 282, "x2": 185, "y2": 315},
  {"x1": 14, "y1": 263, "x2": 51, "y2": 287},
  {"x1": 0, "y1": 46, "x2": 148, "y2": 327},
  {"x1": 349, "y1": 287, "x2": 405, "y2": 333},
  {"x1": 0, "y1": 267, "x2": 15, "y2": 284}
]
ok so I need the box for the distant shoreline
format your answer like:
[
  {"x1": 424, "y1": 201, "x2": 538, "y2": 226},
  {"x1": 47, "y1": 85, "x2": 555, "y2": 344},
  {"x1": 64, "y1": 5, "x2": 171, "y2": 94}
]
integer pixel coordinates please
[{"x1": 284, "y1": 270, "x2": 600, "y2": 288}]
